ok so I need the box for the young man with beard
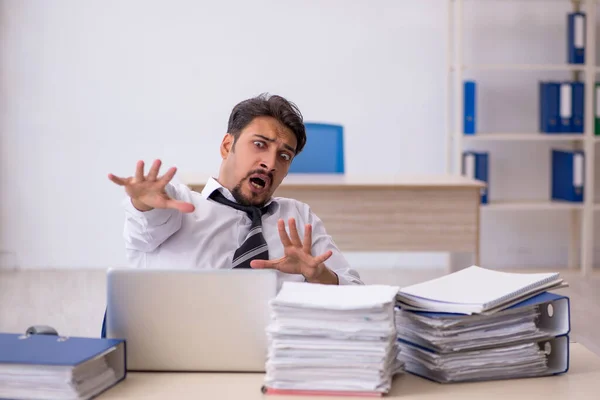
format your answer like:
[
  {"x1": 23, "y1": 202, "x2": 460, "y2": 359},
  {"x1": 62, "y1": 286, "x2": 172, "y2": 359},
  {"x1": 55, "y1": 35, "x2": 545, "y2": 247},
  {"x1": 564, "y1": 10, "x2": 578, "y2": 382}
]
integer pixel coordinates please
[{"x1": 108, "y1": 93, "x2": 363, "y2": 286}]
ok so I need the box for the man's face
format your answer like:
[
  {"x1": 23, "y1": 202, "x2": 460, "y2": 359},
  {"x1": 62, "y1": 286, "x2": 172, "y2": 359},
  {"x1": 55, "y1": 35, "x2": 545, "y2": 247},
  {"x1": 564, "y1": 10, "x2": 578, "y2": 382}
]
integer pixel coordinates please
[{"x1": 220, "y1": 116, "x2": 297, "y2": 208}]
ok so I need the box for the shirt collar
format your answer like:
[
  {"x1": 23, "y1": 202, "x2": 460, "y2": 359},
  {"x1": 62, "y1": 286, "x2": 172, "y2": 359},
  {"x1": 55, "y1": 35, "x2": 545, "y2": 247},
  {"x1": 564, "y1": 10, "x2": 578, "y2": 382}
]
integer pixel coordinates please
[{"x1": 201, "y1": 176, "x2": 278, "y2": 209}]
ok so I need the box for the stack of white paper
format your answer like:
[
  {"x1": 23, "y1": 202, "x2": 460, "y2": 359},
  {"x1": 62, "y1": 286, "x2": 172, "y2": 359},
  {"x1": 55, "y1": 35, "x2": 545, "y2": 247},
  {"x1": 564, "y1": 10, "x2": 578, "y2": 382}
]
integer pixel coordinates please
[
  {"x1": 397, "y1": 341, "x2": 548, "y2": 383},
  {"x1": 0, "y1": 353, "x2": 118, "y2": 400},
  {"x1": 396, "y1": 266, "x2": 565, "y2": 315},
  {"x1": 263, "y1": 282, "x2": 404, "y2": 395},
  {"x1": 394, "y1": 303, "x2": 546, "y2": 353}
]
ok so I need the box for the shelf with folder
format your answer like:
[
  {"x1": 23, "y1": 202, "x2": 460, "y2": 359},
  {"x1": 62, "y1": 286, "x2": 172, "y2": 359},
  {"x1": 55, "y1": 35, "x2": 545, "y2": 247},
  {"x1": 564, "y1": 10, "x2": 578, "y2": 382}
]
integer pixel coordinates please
[
  {"x1": 462, "y1": 133, "x2": 587, "y2": 141},
  {"x1": 481, "y1": 200, "x2": 584, "y2": 211},
  {"x1": 448, "y1": 0, "x2": 598, "y2": 274}
]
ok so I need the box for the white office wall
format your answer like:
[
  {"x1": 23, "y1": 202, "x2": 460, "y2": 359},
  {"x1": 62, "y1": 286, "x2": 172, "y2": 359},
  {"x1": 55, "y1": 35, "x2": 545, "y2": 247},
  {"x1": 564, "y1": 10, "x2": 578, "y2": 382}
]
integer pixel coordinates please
[{"x1": 0, "y1": 0, "x2": 597, "y2": 270}]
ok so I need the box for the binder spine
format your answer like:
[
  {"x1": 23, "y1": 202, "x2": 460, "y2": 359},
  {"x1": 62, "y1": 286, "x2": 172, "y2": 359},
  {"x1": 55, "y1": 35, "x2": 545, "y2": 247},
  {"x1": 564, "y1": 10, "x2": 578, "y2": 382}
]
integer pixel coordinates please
[
  {"x1": 551, "y1": 149, "x2": 584, "y2": 202},
  {"x1": 573, "y1": 152, "x2": 584, "y2": 196},
  {"x1": 540, "y1": 82, "x2": 560, "y2": 133},
  {"x1": 542, "y1": 335, "x2": 570, "y2": 375},
  {"x1": 536, "y1": 295, "x2": 571, "y2": 337},
  {"x1": 568, "y1": 12, "x2": 585, "y2": 64},
  {"x1": 464, "y1": 81, "x2": 476, "y2": 134},
  {"x1": 559, "y1": 82, "x2": 572, "y2": 132},
  {"x1": 571, "y1": 82, "x2": 584, "y2": 133},
  {"x1": 462, "y1": 151, "x2": 488, "y2": 204},
  {"x1": 595, "y1": 82, "x2": 600, "y2": 135}
]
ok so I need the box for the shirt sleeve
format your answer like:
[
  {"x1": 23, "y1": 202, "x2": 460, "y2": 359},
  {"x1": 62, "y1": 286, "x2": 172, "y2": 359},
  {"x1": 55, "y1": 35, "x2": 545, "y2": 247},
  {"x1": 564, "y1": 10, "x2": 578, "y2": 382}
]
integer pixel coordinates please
[
  {"x1": 306, "y1": 207, "x2": 364, "y2": 285},
  {"x1": 122, "y1": 183, "x2": 187, "y2": 254}
]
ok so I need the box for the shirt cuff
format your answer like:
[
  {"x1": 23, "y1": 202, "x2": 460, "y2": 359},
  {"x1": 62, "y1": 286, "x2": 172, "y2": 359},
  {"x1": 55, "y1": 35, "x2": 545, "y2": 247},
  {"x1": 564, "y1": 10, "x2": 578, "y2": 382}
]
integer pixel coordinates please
[
  {"x1": 123, "y1": 197, "x2": 177, "y2": 226},
  {"x1": 335, "y1": 270, "x2": 364, "y2": 285}
]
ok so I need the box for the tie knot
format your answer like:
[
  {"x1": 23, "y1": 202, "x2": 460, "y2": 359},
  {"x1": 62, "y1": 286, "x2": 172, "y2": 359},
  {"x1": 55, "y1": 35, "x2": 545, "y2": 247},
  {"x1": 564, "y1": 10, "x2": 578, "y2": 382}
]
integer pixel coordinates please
[{"x1": 209, "y1": 189, "x2": 272, "y2": 223}]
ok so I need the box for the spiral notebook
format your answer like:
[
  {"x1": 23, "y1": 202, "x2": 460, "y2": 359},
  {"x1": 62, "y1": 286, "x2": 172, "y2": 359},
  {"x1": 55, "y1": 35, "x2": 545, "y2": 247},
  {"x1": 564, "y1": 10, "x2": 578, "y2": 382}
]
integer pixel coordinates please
[{"x1": 396, "y1": 266, "x2": 566, "y2": 315}]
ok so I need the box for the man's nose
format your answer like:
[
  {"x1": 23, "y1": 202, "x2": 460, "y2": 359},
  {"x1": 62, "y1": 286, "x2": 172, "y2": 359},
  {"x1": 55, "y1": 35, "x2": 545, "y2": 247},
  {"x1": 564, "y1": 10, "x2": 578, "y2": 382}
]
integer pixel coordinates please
[{"x1": 260, "y1": 151, "x2": 278, "y2": 171}]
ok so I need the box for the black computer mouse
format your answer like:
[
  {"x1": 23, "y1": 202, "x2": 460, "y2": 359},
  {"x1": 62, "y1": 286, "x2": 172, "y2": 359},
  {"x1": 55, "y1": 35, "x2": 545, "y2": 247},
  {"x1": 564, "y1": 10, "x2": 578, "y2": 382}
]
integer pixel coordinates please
[{"x1": 25, "y1": 325, "x2": 59, "y2": 336}]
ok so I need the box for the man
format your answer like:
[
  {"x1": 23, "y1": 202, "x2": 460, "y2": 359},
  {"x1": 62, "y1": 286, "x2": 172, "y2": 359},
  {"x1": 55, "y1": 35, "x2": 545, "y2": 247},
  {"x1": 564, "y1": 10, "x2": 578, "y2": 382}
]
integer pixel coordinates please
[{"x1": 108, "y1": 93, "x2": 362, "y2": 286}]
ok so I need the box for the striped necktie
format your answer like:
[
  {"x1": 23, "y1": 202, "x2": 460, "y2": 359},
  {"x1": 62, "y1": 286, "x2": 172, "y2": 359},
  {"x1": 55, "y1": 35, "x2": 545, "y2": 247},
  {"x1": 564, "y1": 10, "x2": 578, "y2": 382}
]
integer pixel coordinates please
[{"x1": 209, "y1": 189, "x2": 272, "y2": 269}]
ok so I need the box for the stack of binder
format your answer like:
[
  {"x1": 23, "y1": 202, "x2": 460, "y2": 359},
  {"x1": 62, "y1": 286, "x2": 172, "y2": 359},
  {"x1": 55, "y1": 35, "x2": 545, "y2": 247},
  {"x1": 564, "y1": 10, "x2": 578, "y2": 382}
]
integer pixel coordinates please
[
  {"x1": 539, "y1": 81, "x2": 584, "y2": 133},
  {"x1": 0, "y1": 332, "x2": 126, "y2": 399},
  {"x1": 395, "y1": 266, "x2": 570, "y2": 383},
  {"x1": 262, "y1": 282, "x2": 404, "y2": 396}
]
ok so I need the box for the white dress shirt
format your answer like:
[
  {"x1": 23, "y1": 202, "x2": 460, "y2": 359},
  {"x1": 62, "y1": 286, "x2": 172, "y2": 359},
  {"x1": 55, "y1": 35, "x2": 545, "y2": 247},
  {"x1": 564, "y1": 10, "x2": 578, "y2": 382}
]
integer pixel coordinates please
[{"x1": 122, "y1": 177, "x2": 363, "y2": 287}]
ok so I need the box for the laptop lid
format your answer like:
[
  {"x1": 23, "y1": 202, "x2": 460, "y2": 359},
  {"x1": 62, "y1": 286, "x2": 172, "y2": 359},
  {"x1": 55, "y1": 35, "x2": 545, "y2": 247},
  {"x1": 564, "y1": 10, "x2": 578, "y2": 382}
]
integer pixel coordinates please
[{"x1": 105, "y1": 268, "x2": 278, "y2": 372}]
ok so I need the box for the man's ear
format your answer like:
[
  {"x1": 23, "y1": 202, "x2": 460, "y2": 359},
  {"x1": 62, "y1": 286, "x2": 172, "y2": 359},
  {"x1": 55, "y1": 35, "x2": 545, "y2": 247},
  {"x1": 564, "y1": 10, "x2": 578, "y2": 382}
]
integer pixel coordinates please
[{"x1": 220, "y1": 133, "x2": 234, "y2": 159}]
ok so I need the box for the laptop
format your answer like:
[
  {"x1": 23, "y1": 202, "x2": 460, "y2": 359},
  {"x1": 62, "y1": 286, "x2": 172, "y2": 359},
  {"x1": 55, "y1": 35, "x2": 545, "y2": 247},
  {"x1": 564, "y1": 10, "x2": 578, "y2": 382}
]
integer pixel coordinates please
[{"x1": 105, "y1": 268, "x2": 278, "y2": 372}]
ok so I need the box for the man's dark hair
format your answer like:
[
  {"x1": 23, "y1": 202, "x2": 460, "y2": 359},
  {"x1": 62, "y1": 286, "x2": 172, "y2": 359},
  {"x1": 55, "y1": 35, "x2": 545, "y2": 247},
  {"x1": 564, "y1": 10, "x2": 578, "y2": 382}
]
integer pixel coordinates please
[{"x1": 227, "y1": 93, "x2": 307, "y2": 155}]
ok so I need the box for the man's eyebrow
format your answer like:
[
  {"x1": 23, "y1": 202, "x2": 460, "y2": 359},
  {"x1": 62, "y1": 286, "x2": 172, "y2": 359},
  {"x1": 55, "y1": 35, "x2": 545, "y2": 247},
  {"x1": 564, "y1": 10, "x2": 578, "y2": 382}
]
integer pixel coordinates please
[{"x1": 253, "y1": 134, "x2": 296, "y2": 153}]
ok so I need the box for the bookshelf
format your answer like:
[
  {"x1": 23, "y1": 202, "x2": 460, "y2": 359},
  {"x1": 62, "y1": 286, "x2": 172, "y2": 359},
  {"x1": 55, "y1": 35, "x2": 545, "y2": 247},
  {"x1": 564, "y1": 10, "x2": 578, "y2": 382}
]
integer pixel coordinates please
[{"x1": 447, "y1": 0, "x2": 598, "y2": 275}]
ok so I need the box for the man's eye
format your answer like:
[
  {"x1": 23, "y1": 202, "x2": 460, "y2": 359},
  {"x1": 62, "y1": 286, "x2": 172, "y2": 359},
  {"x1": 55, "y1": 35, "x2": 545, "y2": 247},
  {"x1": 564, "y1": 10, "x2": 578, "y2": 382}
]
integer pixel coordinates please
[
  {"x1": 254, "y1": 141, "x2": 265, "y2": 148},
  {"x1": 280, "y1": 153, "x2": 291, "y2": 161}
]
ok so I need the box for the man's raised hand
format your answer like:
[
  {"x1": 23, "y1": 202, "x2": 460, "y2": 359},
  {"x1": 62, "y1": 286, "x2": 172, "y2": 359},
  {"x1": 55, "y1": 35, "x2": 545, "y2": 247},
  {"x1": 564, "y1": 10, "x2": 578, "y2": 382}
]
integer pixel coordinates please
[
  {"x1": 249, "y1": 217, "x2": 336, "y2": 284},
  {"x1": 108, "y1": 159, "x2": 195, "y2": 213}
]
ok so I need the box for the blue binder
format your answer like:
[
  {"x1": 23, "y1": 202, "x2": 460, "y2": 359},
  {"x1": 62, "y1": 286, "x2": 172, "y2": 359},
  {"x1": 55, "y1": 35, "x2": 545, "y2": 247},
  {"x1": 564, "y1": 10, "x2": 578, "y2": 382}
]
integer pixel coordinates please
[
  {"x1": 0, "y1": 332, "x2": 127, "y2": 398},
  {"x1": 463, "y1": 81, "x2": 476, "y2": 134},
  {"x1": 571, "y1": 81, "x2": 585, "y2": 133},
  {"x1": 567, "y1": 12, "x2": 585, "y2": 64},
  {"x1": 551, "y1": 149, "x2": 584, "y2": 202},
  {"x1": 540, "y1": 82, "x2": 561, "y2": 133},
  {"x1": 396, "y1": 292, "x2": 570, "y2": 383},
  {"x1": 397, "y1": 292, "x2": 570, "y2": 354},
  {"x1": 397, "y1": 335, "x2": 570, "y2": 384},
  {"x1": 461, "y1": 151, "x2": 488, "y2": 204}
]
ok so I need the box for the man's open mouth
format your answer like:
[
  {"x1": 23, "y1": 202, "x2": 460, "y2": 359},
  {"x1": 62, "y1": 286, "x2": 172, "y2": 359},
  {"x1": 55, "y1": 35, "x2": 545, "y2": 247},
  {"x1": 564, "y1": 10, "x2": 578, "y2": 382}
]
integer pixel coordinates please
[
  {"x1": 250, "y1": 177, "x2": 266, "y2": 189},
  {"x1": 248, "y1": 173, "x2": 271, "y2": 191}
]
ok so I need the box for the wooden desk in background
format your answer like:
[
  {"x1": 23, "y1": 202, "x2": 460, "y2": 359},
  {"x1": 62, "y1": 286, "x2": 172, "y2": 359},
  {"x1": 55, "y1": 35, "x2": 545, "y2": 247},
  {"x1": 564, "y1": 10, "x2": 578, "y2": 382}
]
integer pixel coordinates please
[
  {"x1": 99, "y1": 343, "x2": 600, "y2": 399},
  {"x1": 183, "y1": 174, "x2": 486, "y2": 270}
]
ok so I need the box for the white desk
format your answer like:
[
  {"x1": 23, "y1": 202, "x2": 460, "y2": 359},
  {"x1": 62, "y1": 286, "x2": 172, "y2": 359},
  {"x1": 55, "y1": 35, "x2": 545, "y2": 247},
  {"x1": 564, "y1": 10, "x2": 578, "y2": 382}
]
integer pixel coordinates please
[
  {"x1": 99, "y1": 343, "x2": 599, "y2": 399},
  {"x1": 182, "y1": 174, "x2": 485, "y2": 268}
]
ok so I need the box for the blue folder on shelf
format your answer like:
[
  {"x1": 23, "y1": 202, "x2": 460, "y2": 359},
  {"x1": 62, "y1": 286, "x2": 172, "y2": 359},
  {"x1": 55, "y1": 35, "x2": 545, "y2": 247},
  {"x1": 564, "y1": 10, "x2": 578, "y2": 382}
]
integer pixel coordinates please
[
  {"x1": 571, "y1": 81, "x2": 585, "y2": 133},
  {"x1": 463, "y1": 81, "x2": 476, "y2": 134},
  {"x1": 567, "y1": 12, "x2": 585, "y2": 64},
  {"x1": 540, "y1": 82, "x2": 561, "y2": 133},
  {"x1": 0, "y1": 332, "x2": 126, "y2": 399},
  {"x1": 540, "y1": 81, "x2": 583, "y2": 133},
  {"x1": 461, "y1": 151, "x2": 488, "y2": 204},
  {"x1": 551, "y1": 149, "x2": 585, "y2": 202}
]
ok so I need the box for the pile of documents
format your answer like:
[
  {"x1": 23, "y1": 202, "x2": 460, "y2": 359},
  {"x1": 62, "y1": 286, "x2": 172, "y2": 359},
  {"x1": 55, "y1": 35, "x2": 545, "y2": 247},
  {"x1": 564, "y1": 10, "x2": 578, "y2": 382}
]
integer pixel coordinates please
[
  {"x1": 0, "y1": 332, "x2": 126, "y2": 400},
  {"x1": 394, "y1": 266, "x2": 571, "y2": 383},
  {"x1": 263, "y1": 282, "x2": 404, "y2": 396}
]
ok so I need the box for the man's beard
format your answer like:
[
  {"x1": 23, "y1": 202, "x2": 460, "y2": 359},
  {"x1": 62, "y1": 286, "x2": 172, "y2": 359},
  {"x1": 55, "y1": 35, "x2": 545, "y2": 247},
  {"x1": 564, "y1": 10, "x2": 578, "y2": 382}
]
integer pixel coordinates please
[
  {"x1": 231, "y1": 169, "x2": 273, "y2": 208},
  {"x1": 231, "y1": 183, "x2": 266, "y2": 208}
]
